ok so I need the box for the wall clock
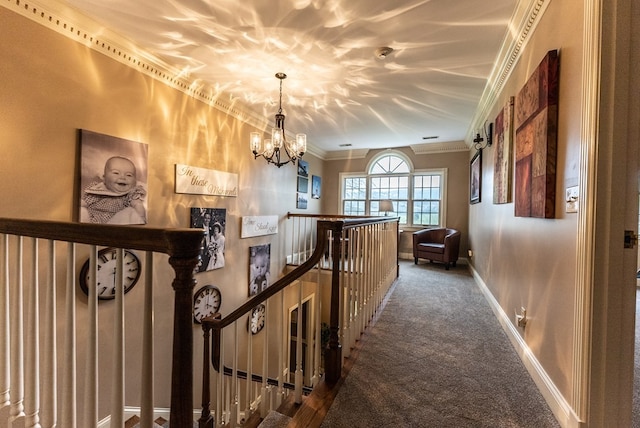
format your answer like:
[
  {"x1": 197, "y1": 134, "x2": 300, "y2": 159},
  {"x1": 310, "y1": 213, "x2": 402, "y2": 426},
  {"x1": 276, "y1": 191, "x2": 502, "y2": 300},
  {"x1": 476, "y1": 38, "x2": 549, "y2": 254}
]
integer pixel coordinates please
[
  {"x1": 79, "y1": 248, "x2": 141, "y2": 300},
  {"x1": 193, "y1": 285, "x2": 222, "y2": 324},
  {"x1": 249, "y1": 304, "x2": 266, "y2": 334}
]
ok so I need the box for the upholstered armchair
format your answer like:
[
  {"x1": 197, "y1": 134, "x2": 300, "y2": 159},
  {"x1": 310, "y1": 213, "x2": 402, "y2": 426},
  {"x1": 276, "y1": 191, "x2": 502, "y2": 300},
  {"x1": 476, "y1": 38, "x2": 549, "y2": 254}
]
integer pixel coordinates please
[{"x1": 412, "y1": 228, "x2": 461, "y2": 270}]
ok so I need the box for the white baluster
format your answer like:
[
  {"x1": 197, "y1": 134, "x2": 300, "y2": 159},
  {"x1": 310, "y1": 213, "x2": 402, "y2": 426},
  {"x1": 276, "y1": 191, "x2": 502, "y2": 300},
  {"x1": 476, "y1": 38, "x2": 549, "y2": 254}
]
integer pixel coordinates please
[
  {"x1": 9, "y1": 236, "x2": 25, "y2": 426},
  {"x1": 84, "y1": 246, "x2": 98, "y2": 427},
  {"x1": 61, "y1": 244, "x2": 76, "y2": 427},
  {"x1": 24, "y1": 238, "x2": 41, "y2": 427},
  {"x1": 1, "y1": 234, "x2": 9, "y2": 414},
  {"x1": 311, "y1": 267, "x2": 321, "y2": 387},
  {"x1": 140, "y1": 251, "x2": 154, "y2": 428},
  {"x1": 246, "y1": 320, "x2": 252, "y2": 419},
  {"x1": 230, "y1": 322, "x2": 238, "y2": 428},
  {"x1": 294, "y1": 281, "x2": 303, "y2": 404},
  {"x1": 110, "y1": 248, "x2": 125, "y2": 427},
  {"x1": 276, "y1": 293, "x2": 284, "y2": 408},
  {"x1": 42, "y1": 240, "x2": 57, "y2": 428},
  {"x1": 296, "y1": 217, "x2": 302, "y2": 265},
  {"x1": 260, "y1": 300, "x2": 269, "y2": 417}
]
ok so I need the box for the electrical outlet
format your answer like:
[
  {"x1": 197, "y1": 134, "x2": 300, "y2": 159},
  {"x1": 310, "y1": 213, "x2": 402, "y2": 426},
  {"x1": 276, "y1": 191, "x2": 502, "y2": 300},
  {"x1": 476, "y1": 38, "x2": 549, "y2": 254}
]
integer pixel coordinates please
[
  {"x1": 468, "y1": 249, "x2": 473, "y2": 258},
  {"x1": 515, "y1": 307, "x2": 527, "y2": 328}
]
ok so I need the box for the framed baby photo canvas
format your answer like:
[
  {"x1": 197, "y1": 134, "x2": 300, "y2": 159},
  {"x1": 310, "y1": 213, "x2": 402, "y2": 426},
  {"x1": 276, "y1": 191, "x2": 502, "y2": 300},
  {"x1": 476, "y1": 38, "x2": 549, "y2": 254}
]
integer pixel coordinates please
[
  {"x1": 249, "y1": 244, "x2": 271, "y2": 296},
  {"x1": 79, "y1": 129, "x2": 149, "y2": 224}
]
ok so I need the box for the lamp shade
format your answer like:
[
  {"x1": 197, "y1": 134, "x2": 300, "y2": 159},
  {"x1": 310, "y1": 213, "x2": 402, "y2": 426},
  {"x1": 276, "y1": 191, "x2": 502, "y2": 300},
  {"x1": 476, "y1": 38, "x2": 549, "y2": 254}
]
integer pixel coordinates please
[{"x1": 379, "y1": 200, "x2": 394, "y2": 213}]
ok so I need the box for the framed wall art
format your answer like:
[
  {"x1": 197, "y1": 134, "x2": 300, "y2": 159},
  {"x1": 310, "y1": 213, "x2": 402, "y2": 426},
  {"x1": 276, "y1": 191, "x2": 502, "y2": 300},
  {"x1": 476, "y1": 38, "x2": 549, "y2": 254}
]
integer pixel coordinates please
[
  {"x1": 514, "y1": 49, "x2": 559, "y2": 218},
  {"x1": 249, "y1": 244, "x2": 271, "y2": 296},
  {"x1": 311, "y1": 175, "x2": 321, "y2": 199},
  {"x1": 297, "y1": 176, "x2": 308, "y2": 193},
  {"x1": 470, "y1": 150, "x2": 482, "y2": 204},
  {"x1": 297, "y1": 159, "x2": 309, "y2": 177},
  {"x1": 190, "y1": 207, "x2": 227, "y2": 272},
  {"x1": 297, "y1": 193, "x2": 308, "y2": 209},
  {"x1": 79, "y1": 129, "x2": 148, "y2": 225},
  {"x1": 493, "y1": 97, "x2": 514, "y2": 204}
]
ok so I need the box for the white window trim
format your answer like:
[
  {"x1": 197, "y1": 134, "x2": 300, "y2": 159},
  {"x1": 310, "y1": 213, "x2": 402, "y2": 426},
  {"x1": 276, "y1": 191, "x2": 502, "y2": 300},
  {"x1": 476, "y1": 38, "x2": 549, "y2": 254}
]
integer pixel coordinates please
[{"x1": 339, "y1": 165, "x2": 448, "y2": 228}]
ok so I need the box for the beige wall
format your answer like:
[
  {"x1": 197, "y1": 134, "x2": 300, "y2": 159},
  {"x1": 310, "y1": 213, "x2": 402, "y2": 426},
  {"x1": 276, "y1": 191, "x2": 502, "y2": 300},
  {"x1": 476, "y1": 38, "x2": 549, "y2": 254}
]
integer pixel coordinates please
[
  {"x1": 468, "y1": 0, "x2": 584, "y2": 402},
  {"x1": 321, "y1": 147, "x2": 470, "y2": 258},
  {"x1": 0, "y1": 6, "x2": 322, "y2": 422}
]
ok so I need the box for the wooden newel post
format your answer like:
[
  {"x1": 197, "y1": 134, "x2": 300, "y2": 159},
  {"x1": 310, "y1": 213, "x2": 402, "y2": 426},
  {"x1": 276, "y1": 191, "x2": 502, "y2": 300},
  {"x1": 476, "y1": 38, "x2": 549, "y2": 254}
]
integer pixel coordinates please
[
  {"x1": 166, "y1": 230, "x2": 204, "y2": 427},
  {"x1": 324, "y1": 223, "x2": 344, "y2": 384}
]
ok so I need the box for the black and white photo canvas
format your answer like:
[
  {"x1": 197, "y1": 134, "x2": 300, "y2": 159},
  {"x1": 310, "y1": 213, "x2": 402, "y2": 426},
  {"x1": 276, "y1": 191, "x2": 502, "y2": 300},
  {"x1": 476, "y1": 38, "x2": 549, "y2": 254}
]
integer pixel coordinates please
[
  {"x1": 191, "y1": 207, "x2": 227, "y2": 272},
  {"x1": 249, "y1": 244, "x2": 271, "y2": 296},
  {"x1": 79, "y1": 129, "x2": 148, "y2": 224}
]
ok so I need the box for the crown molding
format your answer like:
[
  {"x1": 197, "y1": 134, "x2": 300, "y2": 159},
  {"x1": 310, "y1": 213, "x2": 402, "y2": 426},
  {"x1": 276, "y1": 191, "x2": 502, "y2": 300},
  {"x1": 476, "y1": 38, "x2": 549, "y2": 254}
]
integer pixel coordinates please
[
  {"x1": 466, "y1": 0, "x2": 551, "y2": 145},
  {"x1": 2, "y1": 0, "x2": 324, "y2": 153}
]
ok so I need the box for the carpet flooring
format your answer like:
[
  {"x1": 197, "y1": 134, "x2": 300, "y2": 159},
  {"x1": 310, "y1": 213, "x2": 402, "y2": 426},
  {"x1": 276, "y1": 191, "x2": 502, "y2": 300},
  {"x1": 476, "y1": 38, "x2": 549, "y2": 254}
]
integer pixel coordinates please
[{"x1": 320, "y1": 260, "x2": 560, "y2": 428}]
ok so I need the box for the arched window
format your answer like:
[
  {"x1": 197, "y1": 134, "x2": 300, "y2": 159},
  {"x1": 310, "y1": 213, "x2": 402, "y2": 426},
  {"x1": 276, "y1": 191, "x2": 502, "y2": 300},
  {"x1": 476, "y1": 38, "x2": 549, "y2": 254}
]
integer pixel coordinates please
[{"x1": 340, "y1": 151, "x2": 447, "y2": 227}]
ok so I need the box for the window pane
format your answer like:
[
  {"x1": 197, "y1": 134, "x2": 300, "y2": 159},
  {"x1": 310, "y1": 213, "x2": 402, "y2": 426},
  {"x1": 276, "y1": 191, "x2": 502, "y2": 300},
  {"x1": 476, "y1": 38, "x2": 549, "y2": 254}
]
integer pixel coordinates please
[
  {"x1": 369, "y1": 155, "x2": 410, "y2": 174},
  {"x1": 412, "y1": 173, "x2": 443, "y2": 226}
]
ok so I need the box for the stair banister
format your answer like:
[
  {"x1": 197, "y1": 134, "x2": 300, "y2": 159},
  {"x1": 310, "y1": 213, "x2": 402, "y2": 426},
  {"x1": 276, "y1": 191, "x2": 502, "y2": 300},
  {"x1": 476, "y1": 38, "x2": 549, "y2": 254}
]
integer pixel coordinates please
[{"x1": 0, "y1": 218, "x2": 205, "y2": 427}]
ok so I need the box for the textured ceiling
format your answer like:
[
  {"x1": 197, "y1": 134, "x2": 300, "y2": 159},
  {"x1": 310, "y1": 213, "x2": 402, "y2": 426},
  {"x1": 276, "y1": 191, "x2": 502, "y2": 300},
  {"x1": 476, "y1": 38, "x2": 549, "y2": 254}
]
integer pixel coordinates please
[{"x1": 59, "y1": 0, "x2": 517, "y2": 154}]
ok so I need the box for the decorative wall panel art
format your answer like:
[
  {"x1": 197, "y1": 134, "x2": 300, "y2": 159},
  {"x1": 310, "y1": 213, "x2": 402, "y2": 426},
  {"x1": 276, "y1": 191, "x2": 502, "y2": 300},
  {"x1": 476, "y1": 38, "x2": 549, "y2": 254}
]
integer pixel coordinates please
[
  {"x1": 514, "y1": 50, "x2": 559, "y2": 218},
  {"x1": 493, "y1": 97, "x2": 514, "y2": 204}
]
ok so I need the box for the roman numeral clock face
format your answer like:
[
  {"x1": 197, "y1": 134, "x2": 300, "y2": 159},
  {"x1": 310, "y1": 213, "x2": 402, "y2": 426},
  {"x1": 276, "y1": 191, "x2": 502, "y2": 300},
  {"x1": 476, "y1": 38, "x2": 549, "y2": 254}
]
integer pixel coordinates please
[{"x1": 80, "y1": 248, "x2": 141, "y2": 300}]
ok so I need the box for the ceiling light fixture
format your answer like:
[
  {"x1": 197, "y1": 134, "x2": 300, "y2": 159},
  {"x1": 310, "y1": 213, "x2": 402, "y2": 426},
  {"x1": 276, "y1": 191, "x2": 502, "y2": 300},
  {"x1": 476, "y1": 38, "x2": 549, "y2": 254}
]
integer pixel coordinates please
[{"x1": 250, "y1": 72, "x2": 306, "y2": 168}]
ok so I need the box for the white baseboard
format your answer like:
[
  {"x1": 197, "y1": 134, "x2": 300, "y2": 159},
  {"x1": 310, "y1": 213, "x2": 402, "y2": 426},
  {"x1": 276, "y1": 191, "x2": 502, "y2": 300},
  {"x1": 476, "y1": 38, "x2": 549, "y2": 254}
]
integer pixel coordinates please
[{"x1": 467, "y1": 264, "x2": 582, "y2": 428}]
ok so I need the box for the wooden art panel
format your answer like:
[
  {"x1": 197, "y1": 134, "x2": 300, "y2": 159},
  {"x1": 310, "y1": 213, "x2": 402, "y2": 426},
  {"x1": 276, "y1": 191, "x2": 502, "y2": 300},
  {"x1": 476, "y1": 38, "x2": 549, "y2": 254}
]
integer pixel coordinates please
[
  {"x1": 493, "y1": 97, "x2": 514, "y2": 204},
  {"x1": 514, "y1": 50, "x2": 559, "y2": 218}
]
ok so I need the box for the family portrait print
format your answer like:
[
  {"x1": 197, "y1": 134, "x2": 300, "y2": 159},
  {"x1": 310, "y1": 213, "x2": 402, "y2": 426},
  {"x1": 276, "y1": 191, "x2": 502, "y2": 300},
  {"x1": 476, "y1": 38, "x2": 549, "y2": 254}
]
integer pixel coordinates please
[
  {"x1": 191, "y1": 207, "x2": 227, "y2": 272},
  {"x1": 249, "y1": 244, "x2": 271, "y2": 296},
  {"x1": 79, "y1": 130, "x2": 149, "y2": 224}
]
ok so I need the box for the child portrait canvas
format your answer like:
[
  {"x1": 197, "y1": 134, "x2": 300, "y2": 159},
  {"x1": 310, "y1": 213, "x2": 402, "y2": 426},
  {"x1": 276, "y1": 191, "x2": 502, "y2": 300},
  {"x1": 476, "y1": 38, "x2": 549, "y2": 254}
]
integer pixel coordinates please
[
  {"x1": 191, "y1": 207, "x2": 227, "y2": 272},
  {"x1": 79, "y1": 130, "x2": 149, "y2": 224},
  {"x1": 249, "y1": 244, "x2": 270, "y2": 296}
]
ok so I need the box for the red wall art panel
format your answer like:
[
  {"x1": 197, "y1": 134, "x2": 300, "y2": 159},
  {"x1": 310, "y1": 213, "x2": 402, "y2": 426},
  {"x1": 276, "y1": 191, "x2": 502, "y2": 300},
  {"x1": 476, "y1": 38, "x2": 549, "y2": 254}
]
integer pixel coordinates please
[{"x1": 514, "y1": 50, "x2": 559, "y2": 218}]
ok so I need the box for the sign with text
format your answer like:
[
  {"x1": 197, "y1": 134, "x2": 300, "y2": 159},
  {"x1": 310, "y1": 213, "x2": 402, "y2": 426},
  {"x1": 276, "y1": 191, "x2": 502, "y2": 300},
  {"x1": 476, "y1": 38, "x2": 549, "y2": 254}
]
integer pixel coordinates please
[
  {"x1": 241, "y1": 215, "x2": 279, "y2": 238},
  {"x1": 175, "y1": 164, "x2": 238, "y2": 197}
]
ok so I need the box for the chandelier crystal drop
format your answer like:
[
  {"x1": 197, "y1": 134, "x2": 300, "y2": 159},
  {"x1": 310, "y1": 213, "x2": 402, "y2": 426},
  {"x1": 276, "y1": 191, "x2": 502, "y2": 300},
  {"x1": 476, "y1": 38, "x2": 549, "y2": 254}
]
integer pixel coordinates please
[{"x1": 250, "y1": 72, "x2": 306, "y2": 168}]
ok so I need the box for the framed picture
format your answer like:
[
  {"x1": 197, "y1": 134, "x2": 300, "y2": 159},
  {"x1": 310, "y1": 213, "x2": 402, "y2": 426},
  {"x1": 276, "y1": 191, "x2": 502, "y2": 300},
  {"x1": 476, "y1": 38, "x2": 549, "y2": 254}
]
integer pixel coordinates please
[
  {"x1": 297, "y1": 176, "x2": 308, "y2": 193},
  {"x1": 297, "y1": 192, "x2": 308, "y2": 209},
  {"x1": 297, "y1": 159, "x2": 309, "y2": 177},
  {"x1": 79, "y1": 129, "x2": 148, "y2": 224},
  {"x1": 249, "y1": 244, "x2": 271, "y2": 296},
  {"x1": 311, "y1": 175, "x2": 321, "y2": 199},
  {"x1": 514, "y1": 49, "x2": 559, "y2": 218},
  {"x1": 190, "y1": 207, "x2": 227, "y2": 272},
  {"x1": 470, "y1": 150, "x2": 482, "y2": 204},
  {"x1": 493, "y1": 97, "x2": 514, "y2": 204}
]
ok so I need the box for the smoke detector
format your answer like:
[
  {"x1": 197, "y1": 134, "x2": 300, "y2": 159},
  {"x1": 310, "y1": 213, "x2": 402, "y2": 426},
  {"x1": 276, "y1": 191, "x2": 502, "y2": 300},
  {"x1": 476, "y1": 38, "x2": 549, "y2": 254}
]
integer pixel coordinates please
[{"x1": 375, "y1": 46, "x2": 394, "y2": 59}]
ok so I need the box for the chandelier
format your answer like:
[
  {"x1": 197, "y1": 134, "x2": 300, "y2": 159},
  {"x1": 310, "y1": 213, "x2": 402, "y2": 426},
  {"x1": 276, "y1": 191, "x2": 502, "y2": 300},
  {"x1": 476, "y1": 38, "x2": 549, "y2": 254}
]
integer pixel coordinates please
[{"x1": 250, "y1": 72, "x2": 307, "y2": 168}]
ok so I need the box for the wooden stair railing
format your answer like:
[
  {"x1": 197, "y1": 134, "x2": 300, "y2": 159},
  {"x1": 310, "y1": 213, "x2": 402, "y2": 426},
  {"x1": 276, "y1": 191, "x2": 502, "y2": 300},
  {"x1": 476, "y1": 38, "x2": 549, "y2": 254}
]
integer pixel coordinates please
[
  {"x1": 200, "y1": 216, "x2": 399, "y2": 427},
  {"x1": 0, "y1": 218, "x2": 204, "y2": 427}
]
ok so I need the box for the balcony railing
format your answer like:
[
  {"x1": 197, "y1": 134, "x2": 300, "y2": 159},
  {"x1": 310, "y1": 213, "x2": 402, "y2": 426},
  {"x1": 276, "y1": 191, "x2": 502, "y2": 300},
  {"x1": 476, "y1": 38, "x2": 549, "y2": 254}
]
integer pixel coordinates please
[
  {"x1": 0, "y1": 214, "x2": 398, "y2": 427},
  {"x1": 200, "y1": 214, "x2": 399, "y2": 426},
  {"x1": 0, "y1": 218, "x2": 203, "y2": 427}
]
